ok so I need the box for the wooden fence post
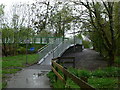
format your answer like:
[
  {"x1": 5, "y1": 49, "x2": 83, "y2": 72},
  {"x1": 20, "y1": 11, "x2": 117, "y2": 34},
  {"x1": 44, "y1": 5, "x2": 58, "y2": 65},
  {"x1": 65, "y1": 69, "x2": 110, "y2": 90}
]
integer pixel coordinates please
[
  {"x1": 73, "y1": 58, "x2": 75, "y2": 68},
  {"x1": 63, "y1": 67, "x2": 68, "y2": 88},
  {"x1": 51, "y1": 57, "x2": 95, "y2": 90},
  {"x1": 58, "y1": 57, "x2": 60, "y2": 64},
  {"x1": 55, "y1": 66, "x2": 58, "y2": 82}
]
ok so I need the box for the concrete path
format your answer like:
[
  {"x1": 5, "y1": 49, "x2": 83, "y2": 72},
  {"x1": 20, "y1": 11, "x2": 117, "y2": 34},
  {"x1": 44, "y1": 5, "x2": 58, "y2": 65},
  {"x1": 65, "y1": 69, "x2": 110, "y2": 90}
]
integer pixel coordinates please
[
  {"x1": 7, "y1": 65, "x2": 51, "y2": 88},
  {"x1": 6, "y1": 52, "x2": 53, "y2": 88}
]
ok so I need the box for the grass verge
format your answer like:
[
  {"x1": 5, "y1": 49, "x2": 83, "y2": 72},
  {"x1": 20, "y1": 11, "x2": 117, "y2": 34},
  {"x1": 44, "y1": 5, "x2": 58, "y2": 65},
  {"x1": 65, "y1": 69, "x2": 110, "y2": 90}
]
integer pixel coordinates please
[
  {"x1": 2, "y1": 53, "x2": 39, "y2": 88},
  {"x1": 47, "y1": 66, "x2": 119, "y2": 89}
]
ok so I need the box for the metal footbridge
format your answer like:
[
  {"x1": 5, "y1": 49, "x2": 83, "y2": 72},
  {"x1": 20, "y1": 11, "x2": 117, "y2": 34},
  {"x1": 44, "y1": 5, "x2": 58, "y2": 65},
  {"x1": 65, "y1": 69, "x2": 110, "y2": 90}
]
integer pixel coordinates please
[{"x1": 37, "y1": 37, "x2": 82, "y2": 65}]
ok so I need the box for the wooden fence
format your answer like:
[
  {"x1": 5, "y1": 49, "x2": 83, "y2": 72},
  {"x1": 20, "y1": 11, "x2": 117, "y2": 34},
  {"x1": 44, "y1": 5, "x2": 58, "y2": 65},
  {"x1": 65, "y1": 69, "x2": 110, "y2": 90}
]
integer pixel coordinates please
[
  {"x1": 52, "y1": 57, "x2": 75, "y2": 68},
  {"x1": 51, "y1": 57, "x2": 96, "y2": 90}
]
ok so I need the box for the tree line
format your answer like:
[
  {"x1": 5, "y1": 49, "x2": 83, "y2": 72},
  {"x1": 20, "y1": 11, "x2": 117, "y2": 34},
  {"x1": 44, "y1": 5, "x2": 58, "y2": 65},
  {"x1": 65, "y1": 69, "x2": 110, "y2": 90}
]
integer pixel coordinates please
[{"x1": 1, "y1": 0, "x2": 120, "y2": 66}]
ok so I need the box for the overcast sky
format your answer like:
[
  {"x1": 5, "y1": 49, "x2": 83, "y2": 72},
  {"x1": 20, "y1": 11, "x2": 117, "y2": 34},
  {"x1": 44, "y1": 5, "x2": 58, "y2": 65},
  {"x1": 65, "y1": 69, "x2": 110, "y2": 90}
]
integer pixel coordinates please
[
  {"x1": 0, "y1": 0, "x2": 75, "y2": 38},
  {"x1": 0, "y1": 0, "x2": 66, "y2": 5}
]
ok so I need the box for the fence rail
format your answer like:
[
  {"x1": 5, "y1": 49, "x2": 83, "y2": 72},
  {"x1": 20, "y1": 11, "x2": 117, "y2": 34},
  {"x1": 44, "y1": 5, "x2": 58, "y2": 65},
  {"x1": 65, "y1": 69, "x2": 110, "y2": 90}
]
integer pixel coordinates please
[{"x1": 51, "y1": 57, "x2": 96, "y2": 90}]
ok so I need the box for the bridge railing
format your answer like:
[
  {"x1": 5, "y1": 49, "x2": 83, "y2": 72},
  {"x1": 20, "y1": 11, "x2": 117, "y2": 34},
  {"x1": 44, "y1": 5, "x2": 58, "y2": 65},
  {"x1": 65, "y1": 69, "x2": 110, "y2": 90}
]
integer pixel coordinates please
[
  {"x1": 53, "y1": 38, "x2": 82, "y2": 58},
  {"x1": 53, "y1": 41, "x2": 70, "y2": 58},
  {"x1": 38, "y1": 38, "x2": 63, "y2": 63},
  {"x1": 38, "y1": 37, "x2": 82, "y2": 64}
]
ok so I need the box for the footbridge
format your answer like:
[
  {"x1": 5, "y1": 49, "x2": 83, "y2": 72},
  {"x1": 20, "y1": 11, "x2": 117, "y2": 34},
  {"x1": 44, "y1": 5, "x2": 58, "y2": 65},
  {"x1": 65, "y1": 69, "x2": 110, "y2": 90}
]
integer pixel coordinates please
[{"x1": 37, "y1": 37, "x2": 82, "y2": 65}]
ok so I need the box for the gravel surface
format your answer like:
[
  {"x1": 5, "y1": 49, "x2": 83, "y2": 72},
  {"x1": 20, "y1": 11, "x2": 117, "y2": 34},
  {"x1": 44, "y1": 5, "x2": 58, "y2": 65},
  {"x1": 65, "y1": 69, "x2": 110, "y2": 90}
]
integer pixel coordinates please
[{"x1": 61, "y1": 48, "x2": 107, "y2": 70}]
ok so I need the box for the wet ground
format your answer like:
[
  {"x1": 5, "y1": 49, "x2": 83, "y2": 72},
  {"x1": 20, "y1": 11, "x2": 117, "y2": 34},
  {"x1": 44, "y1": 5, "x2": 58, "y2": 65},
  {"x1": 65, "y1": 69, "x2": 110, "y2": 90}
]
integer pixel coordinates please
[
  {"x1": 6, "y1": 48, "x2": 107, "y2": 88},
  {"x1": 6, "y1": 49, "x2": 54, "y2": 88},
  {"x1": 61, "y1": 48, "x2": 107, "y2": 70},
  {"x1": 7, "y1": 65, "x2": 51, "y2": 88}
]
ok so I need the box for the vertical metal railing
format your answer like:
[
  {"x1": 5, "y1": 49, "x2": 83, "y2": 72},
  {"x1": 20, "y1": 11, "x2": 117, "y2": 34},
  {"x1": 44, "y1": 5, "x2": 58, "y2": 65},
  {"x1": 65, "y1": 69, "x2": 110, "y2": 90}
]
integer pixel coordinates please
[
  {"x1": 38, "y1": 37, "x2": 82, "y2": 64},
  {"x1": 53, "y1": 38, "x2": 82, "y2": 58},
  {"x1": 53, "y1": 40, "x2": 70, "y2": 58},
  {"x1": 38, "y1": 38, "x2": 63, "y2": 63}
]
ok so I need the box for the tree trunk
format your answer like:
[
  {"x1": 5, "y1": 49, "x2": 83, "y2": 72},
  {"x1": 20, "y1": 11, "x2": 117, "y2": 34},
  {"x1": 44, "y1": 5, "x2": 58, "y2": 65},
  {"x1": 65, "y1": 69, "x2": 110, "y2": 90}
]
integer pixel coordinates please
[
  {"x1": 108, "y1": 51, "x2": 115, "y2": 66},
  {"x1": 2, "y1": 43, "x2": 8, "y2": 57}
]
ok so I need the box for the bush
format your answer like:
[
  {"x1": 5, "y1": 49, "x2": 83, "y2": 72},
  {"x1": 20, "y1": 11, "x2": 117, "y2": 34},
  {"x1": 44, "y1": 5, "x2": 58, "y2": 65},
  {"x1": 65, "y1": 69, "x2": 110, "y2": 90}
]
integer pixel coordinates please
[
  {"x1": 47, "y1": 71, "x2": 56, "y2": 83},
  {"x1": 47, "y1": 71, "x2": 65, "y2": 88},
  {"x1": 53, "y1": 80, "x2": 65, "y2": 88},
  {"x1": 2, "y1": 82, "x2": 7, "y2": 88},
  {"x1": 17, "y1": 47, "x2": 26, "y2": 54},
  {"x1": 82, "y1": 40, "x2": 91, "y2": 48}
]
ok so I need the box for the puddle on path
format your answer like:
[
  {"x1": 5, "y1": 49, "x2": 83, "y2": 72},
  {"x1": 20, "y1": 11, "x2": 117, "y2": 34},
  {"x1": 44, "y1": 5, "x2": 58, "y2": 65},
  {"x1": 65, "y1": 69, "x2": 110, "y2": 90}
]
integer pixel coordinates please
[
  {"x1": 33, "y1": 71, "x2": 48, "y2": 78},
  {"x1": 7, "y1": 69, "x2": 51, "y2": 88}
]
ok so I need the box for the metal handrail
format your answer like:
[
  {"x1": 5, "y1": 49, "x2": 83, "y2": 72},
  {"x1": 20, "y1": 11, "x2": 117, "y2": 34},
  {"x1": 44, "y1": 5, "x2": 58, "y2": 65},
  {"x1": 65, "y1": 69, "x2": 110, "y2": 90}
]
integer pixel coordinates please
[
  {"x1": 38, "y1": 44, "x2": 49, "y2": 52},
  {"x1": 38, "y1": 38, "x2": 63, "y2": 64},
  {"x1": 38, "y1": 37, "x2": 82, "y2": 64}
]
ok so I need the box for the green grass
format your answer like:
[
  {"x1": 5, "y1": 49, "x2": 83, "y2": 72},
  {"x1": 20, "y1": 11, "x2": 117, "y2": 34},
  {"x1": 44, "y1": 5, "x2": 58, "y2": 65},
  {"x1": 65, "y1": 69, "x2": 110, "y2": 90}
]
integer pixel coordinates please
[
  {"x1": 68, "y1": 67, "x2": 91, "y2": 78},
  {"x1": 47, "y1": 66, "x2": 119, "y2": 89},
  {"x1": 88, "y1": 77, "x2": 118, "y2": 89},
  {"x1": 47, "y1": 71, "x2": 79, "y2": 88},
  {"x1": 53, "y1": 80, "x2": 65, "y2": 88},
  {"x1": 66, "y1": 78, "x2": 80, "y2": 88},
  {"x1": 47, "y1": 71, "x2": 65, "y2": 88},
  {"x1": 47, "y1": 71, "x2": 56, "y2": 84},
  {"x1": 2, "y1": 69, "x2": 22, "y2": 74},
  {"x1": 2, "y1": 54, "x2": 39, "y2": 68},
  {"x1": 2, "y1": 53, "x2": 39, "y2": 88},
  {"x1": 92, "y1": 67, "x2": 120, "y2": 77}
]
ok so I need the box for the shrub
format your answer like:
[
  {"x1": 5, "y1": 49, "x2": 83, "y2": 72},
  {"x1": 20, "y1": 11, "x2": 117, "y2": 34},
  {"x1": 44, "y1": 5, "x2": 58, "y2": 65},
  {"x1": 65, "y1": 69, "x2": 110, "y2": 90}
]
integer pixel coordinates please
[
  {"x1": 17, "y1": 47, "x2": 26, "y2": 54},
  {"x1": 53, "y1": 80, "x2": 65, "y2": 88},
  {"x1": 47, "y1": 71, "x2": 56, "y2": 83},
  {"x1": 82, "y1": 40, "x2": 91, "y2": 48}
]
